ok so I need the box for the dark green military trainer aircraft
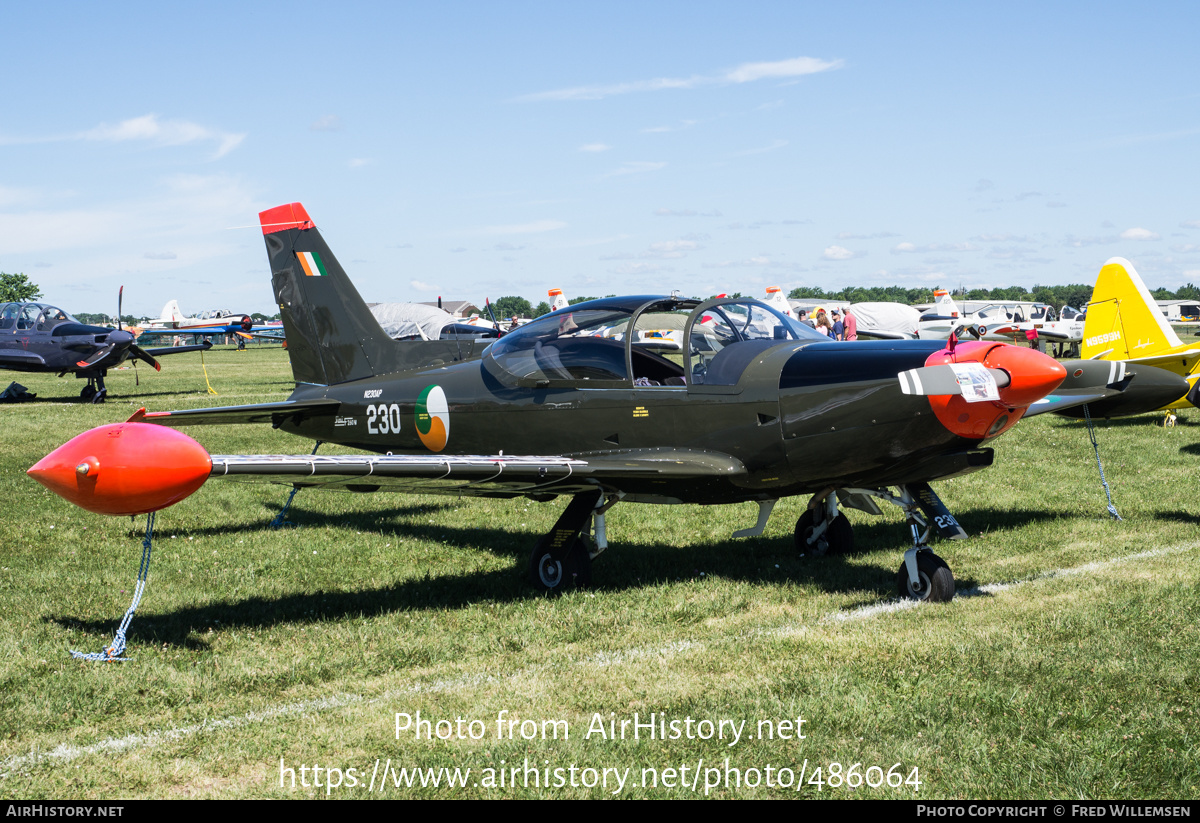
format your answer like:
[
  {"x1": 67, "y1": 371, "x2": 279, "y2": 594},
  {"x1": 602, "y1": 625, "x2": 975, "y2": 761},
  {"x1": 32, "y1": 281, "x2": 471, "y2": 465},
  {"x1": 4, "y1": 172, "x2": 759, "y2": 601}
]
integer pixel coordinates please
[{"x1": 30, "y1": 203, "x2": 1180, "y2": 602}]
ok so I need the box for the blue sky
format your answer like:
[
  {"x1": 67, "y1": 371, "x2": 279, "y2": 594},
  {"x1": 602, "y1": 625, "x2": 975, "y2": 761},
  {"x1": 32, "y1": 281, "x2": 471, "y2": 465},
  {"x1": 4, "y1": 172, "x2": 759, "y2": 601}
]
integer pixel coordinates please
[{"x1": 2, "y1": 1, "x2": 1198, "y2": 317}]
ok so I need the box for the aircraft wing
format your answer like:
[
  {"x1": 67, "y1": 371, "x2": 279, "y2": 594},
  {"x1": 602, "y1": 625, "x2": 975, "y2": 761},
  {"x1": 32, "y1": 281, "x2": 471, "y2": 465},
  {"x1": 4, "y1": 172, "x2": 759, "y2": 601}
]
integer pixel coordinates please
[
  {"x1": 142, "y1": 342, "x2": 213, "y2": 357},
  {"x1": 0, "y1": 350, "x2": 47, "y2": 368},
  {"x1": 30, "y1": 421, "x2": 750, "y2": 513},
  {"x1": 205, "y1": 448, "x2": 745, "y2": 498}
]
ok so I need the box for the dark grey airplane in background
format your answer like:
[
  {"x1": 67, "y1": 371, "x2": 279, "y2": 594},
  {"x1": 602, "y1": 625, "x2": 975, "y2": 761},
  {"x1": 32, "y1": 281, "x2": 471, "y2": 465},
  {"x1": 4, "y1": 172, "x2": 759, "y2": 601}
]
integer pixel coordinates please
[{"x1": 0, "y1": 301, "x2": 209, "y2": 402}]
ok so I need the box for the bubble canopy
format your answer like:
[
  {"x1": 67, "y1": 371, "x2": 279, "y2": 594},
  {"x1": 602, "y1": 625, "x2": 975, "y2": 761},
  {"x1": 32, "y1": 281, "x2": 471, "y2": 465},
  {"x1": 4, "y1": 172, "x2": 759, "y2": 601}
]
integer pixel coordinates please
[{"x1": 483, "y1": 295, "x2": 822, "y2": 388}]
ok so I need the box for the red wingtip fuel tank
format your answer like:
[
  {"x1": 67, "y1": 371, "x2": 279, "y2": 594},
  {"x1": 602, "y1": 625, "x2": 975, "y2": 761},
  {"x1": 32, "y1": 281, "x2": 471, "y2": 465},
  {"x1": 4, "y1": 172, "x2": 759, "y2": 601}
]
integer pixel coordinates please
[
  {"x1": 925, "y1": 341, "x2": 1067, "y2": 440},
  {"x1": 27, "y1": 423, "x2": 211, "y2": 516}
]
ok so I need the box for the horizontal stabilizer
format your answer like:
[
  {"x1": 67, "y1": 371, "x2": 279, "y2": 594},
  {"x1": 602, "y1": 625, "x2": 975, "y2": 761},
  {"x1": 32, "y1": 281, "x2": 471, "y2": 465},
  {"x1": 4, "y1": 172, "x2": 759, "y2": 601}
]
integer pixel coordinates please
[
  {"x1": 1124, "y1": 349, "x2": 1200, "y2": 375},
  {"x1": 130, "y1": 398, "x2": 341, "y2": 427}
]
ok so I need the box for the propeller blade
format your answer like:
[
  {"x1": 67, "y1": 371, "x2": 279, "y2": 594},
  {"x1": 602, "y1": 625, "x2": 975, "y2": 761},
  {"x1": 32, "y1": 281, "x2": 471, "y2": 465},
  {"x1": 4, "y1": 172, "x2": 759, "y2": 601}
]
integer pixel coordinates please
[
  {"x1": 118, "y1": 286, "x2": 124, "y2": 331},
  {"x1": 76, "y1": 344, "x2": 117, "y2": 369},
  {"x1": 130, "y1": 345, "x2": 162, "y2": 372},
  {"x1": 898, "y1": 363, "x2": 1011, "y2": 399}
]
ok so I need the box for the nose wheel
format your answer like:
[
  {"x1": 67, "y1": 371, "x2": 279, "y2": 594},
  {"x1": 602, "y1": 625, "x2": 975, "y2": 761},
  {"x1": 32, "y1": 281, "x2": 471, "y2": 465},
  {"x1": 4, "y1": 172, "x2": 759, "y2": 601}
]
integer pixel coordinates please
[{"x1": 897, "y1": 551, "x2": 954, "y2": 602}]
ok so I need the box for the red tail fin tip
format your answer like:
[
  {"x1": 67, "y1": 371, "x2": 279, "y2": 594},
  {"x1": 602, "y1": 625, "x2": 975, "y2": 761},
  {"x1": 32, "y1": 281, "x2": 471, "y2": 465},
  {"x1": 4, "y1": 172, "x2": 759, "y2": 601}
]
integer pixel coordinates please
[{"x1": 259, "y1": 203, "x2": 314, "y2": 235}]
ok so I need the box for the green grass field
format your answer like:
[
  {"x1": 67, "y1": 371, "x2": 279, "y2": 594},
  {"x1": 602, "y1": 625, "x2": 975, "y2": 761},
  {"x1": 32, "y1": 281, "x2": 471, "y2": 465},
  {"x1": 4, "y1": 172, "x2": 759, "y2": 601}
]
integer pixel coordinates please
[{"x1": 0, "y1": 345, "x2": 1196, "y2": 799}]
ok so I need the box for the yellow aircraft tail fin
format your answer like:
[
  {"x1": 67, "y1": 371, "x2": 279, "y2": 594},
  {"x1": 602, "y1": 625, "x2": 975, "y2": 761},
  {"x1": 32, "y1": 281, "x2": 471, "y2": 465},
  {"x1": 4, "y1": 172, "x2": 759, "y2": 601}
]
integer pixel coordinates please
[{"x1": 1082, "y1": 257, "x2": 1182, "y2": 360}]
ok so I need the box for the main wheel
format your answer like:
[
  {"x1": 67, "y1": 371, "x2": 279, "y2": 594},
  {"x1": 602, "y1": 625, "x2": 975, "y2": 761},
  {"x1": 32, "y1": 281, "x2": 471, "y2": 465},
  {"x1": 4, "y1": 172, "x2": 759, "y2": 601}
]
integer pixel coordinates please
[
  {"x1": 80, "y1": 384, "x2": 96, "y2": 401},
  {"x1": 528, "y1": 537, "x2": 591, "y2": 592},
  {"x1": 794, "y1": 510, "x2": 854, "y2": 556},
  {"x1": 897, "y1": 552, "x2": 954, "y2": 602}
]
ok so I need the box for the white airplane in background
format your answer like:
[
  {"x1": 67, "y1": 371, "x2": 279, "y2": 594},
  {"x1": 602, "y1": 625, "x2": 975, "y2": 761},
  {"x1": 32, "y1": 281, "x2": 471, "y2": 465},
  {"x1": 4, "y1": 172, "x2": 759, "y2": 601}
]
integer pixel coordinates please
[
  {"x1": 139, "y1": 300, "x2": 277, "y2": 338},
  {"x1": 915, "y1": 289, "x2": 1023, "y2": 341}
]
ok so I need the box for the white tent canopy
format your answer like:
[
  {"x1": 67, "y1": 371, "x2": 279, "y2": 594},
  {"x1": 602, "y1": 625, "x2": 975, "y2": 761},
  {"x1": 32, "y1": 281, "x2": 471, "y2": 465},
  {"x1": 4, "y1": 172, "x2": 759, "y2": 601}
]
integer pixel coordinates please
[
  {"x1": 850, "y1": 302, "x2": 921, "y2": 339},
  {"x1": 369, "y1": 303, "x2": 455, "y2": 340}
]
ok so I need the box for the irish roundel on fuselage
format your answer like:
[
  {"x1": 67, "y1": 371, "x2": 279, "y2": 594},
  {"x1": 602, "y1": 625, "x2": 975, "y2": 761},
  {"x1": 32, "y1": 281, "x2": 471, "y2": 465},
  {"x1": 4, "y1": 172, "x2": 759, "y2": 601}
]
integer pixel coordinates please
[{"x1": 415, "y1": 385, "x2": 450, "y2": 452}]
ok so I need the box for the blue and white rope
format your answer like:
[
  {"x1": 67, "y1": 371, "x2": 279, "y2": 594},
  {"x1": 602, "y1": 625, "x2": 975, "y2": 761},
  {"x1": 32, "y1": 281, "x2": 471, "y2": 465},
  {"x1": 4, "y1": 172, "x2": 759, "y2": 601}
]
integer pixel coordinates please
[{"x1": 71, "y1": 511, "x2": 156, "y2": 662}]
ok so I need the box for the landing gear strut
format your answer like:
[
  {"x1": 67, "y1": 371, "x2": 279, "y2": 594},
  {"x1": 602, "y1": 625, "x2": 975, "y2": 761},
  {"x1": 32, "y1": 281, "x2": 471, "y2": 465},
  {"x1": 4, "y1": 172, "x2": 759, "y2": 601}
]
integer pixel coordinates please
[
  {"x1": 528, "y1": 489, "x2": 619, "y2": 592},
  {"x1": 80, "y1": 374, "x2": 107, "y2": 404},
  {"x1": 794, "y1": 490, "x2": 854, "y2": 556},
  {"x1": 792, "y1": 483, "x2": 961, "y2": 602}
]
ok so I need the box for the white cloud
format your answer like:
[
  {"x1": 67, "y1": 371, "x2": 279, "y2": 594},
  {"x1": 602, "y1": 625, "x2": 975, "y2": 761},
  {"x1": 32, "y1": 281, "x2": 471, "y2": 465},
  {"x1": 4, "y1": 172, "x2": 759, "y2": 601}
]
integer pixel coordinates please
[
  {"x1": 0, "y1": 185, "x2": 39, "y2": 208},
  {"x1": 410, "y1": 280, "x2": 436, "y2": 291},
  {"x1": 81, "y1": 114, "x2": 244, "y2": 158},
  {"x1": 648, "y1": 240, "x2": 699, "y2": 255},
  {"x1": 143, "y1": 251, "x2": 176, "y2": 260},
  {"x1": 579, "y1": 143, "x2": 610, "y2": 152},
  {"x1": 0, "y1": 173, "x2": 256, "y2": 255},
  {"x1": 310, "y1": 115, "x2": 341, "y2": 131},
  {"x1": 348, "y1": 158, "x2": 372, "y2": 168},
  {"x1": 1121, "y1": 227, "x2": 1160, "y2": 240},
  {"x1": 518, "y1": 56, "x2": 841, "y2": 101},
  {"x1": 724, "y1": 57, "x2": 842, "y2": 83},
  {"x1": 1180, "y1": 219, "x2": 1200, "y2": 229},
  {"x1": 482, "y1": 219, "x2": 567, "y2": 235},
  {"x1": 823, "y1": 245, "x2": 857, "y2": 261}
]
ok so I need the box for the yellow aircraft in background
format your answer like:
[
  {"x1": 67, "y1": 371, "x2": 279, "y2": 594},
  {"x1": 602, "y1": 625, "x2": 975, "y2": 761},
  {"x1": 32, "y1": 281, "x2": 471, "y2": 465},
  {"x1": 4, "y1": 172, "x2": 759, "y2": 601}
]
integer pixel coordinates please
[{"x1": 1082, "y1": 257, "x2": 1200, "y2": 412}]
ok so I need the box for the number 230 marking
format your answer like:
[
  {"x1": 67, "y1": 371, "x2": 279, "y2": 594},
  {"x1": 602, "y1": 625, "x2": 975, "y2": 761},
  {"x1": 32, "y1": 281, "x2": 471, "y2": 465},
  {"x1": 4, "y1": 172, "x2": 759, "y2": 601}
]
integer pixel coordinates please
[{"x1": 366, "y1": 403, "x2": 402, "y2": 435}]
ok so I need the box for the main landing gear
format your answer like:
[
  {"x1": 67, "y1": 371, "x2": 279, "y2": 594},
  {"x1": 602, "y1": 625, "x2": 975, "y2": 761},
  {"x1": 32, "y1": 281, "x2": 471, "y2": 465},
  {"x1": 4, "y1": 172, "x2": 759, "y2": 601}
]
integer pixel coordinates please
[
  {"x1": 79, "y1": 375, "x2": 107, "y2": 404},
  {"x1": 528, "y1": 489, "x2": 619, "y2": 592},
  {"x1": 783, "y1": 482, "x2": 964, "y2": 602}
]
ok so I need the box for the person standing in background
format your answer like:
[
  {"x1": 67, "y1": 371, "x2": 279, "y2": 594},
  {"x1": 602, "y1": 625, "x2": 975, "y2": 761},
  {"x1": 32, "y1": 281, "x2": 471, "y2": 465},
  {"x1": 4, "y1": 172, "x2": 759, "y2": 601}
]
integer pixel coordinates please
[{"x1": 842, "y1": 306, "x2": 858, "y2": 341}]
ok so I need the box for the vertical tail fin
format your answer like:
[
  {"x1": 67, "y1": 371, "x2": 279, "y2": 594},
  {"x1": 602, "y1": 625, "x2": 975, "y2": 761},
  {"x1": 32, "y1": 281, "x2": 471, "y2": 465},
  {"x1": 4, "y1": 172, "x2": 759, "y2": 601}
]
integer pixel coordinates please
[
  {"x1": 763, "y1": 286, "x2": 795, "y2": 318},
  {"x1": 260, "y1": 203, "x2": 399, "y2": 386},
  {"x1": 160, "y1": 300, "x2": 183, "y2": 322},
  {"x1": 548, "y1": 288, "x2": 569, "y2": 312},
  {"x1": 1082, "y1": 257, "x2": 1182, "y2": 360}
]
